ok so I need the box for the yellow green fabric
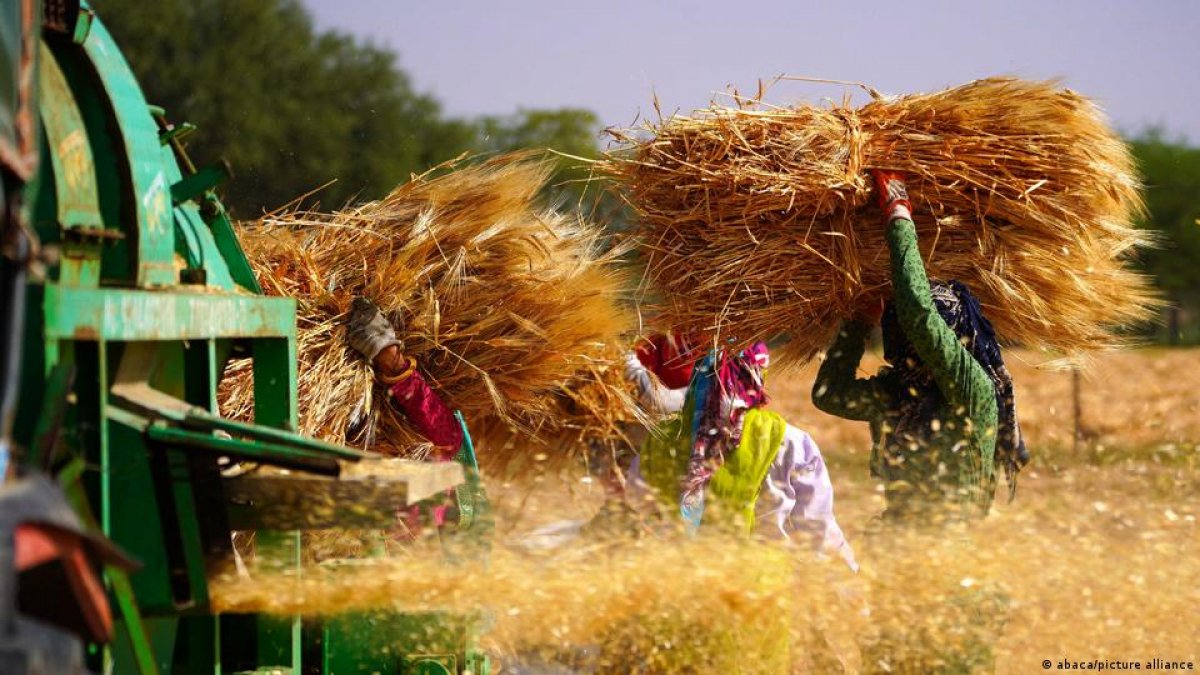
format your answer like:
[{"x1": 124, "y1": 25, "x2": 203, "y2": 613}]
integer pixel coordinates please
[
  {"x1": 639, "y1": 413, "x2": 691, "y2": 504},
  {"x1": 639, "y1": 402, "x2": 785, "y2": 534},
  {"x1": 708, "y1": 408, "x2": 788, "y2": 533}
]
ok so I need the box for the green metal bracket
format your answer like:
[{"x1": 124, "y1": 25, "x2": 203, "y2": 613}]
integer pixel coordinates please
[
  {"x1": 203, "y1": 200, "x2": 263, "y2": 294},
  {"x1": 71, "y1": 8, "x2": 93, "y2": 44},
  {"x1": 158, "y1": 121, "x2": 196, "y2": 147},
  {"x1": 144, "y1": 423, "x2": 342, "y2": 476},
  {"x1": 170, "y1": 161, "x2": 230, "y2": 205},
  {"x1": 180, "y1": 410, "x2": 364, "y2": 461},
  {"x1": 27, "y1": 361, "x2": 74, "y2": 470}
]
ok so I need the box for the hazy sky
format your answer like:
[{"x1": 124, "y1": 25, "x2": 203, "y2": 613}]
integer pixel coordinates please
[{"x1": 303, "y1": 0, "x2": 1200, "y2": 143}]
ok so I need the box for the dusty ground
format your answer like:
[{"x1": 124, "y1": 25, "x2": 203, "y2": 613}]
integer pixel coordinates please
[{"x1": 215, "y1": 347, "x2": 1200, "y2": 674}]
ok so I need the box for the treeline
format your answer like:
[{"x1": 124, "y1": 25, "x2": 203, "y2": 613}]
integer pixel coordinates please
[
  {"x1": 1129, "y1": 132, "x2": 1200, "y2": 343},
  {"x1": 94, "y1": 0, "x2": 605, "y2": 216},
  {"x1": 95, "y1": 0, "x2": 1200, "y2": 343}
]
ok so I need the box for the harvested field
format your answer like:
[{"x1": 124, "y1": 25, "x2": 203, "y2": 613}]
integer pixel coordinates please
[{"x1": 213, "y1": 348, "x2": 1200, "y2": 673}]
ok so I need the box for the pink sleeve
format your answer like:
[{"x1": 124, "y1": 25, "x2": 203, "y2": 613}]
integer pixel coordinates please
[{"x1": 389, "y1": 370, "x2": 463, "y2": 457}]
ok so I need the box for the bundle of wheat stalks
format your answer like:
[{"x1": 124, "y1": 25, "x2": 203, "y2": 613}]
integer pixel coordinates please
[
  {"x1": 220, "y1": 155, "x2": 638, "y2": 462},
  {"x1": 601, "y1": 77, "x2": 1158, "y2": 364}
]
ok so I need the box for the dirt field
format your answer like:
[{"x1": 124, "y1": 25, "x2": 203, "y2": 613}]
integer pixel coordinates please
[
  {"x1": 215, "y1": 347, "x2": 1200, "y2": 673},
  {"x1": 770, "y1": 346, "x2": 1200, "y2": 460}
]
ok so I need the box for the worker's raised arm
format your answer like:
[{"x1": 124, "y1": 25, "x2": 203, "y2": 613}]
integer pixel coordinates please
[
  {"x1": 346, "y1": 298, "x2": 463, "y2": 456},
  {"x1": 873, "y1": 172, "x2": 997, "y2": 426},
  {"x1": 812, "y1": 319, "x2": 885, "y2": 421}
]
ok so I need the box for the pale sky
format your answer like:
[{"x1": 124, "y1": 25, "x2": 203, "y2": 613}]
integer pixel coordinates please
[{"x1": 302, "y1": 0, "x2": 1200, "y2": 143}]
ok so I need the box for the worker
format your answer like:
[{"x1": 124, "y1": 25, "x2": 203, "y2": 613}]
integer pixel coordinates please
[
  {"x1": 626, "y1": 331, "x2": 701, "y2": 416},
  {"x1": 583, "y1": 332, "x2": 701, "y2": 534},
  {"x1": 345, "y1": 297, "x2": 488, "y2": 539},
  {"x1": 346, "y1": 297, "x2": 462, "y2": 454},
  {"x1": 630, "y1": 340, "x2": 858, "y2": 570},
  {"x1": 812, "y1": 170, "x2": 1029, "y2": 521}
]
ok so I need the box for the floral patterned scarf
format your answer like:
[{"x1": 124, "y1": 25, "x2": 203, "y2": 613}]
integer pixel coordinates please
[{"x1": 680, "y1": 342, "x2": 771, "y2": 515}]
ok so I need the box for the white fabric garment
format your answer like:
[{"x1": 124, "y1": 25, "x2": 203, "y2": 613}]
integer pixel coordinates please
[
  {"x1": 624, "y1": 351, "x2": 687, "y2": 415},
  {"x1": 756, "y1": 424, "x2": 858, "y2": 571},
  {"x1": 626, "y1": 424, "x2": 858, "y2": 572}
]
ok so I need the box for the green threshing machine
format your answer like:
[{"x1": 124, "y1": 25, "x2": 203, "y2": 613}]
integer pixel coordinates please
[{"x1": 0, "y1": 1, "x2": 489, "y2": 672}]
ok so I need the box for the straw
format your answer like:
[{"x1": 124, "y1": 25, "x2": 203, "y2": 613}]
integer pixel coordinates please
[
  {"x1": 600, "y1": 77, "x2": 1160, "y2": 364},
  {"x1": 219, "y1": 154, "x2": 640, "y2": 464}
]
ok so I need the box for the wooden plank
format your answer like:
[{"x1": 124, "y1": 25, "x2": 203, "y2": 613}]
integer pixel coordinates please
[{"x1": 223, "y1": 459, "x2": 464, "y2": 530}]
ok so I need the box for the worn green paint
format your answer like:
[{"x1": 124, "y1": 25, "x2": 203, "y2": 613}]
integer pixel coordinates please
[
  {"x1": 42, "y1": 286, "x2": 295, "y2": 341},
  {"x1": 36, "y1": 42, "x2": 102, "y2": 231},
  {"x1": 30, "y1": 47, "x2": 104, "y2": 288},
  {"x1": 78, "y1": 15, "x2": 175, "y2": 286}
]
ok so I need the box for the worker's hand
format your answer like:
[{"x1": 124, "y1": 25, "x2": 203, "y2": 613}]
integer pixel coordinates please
[
  {"x1": 345, "y1": 297, "x2": 402, "y2": 362},
  {"x1": 870, "y1": 169, "x2": 913, "y2": 222},
  {"x1": 373, "y1": 344, "x2": 413, "y2": 380}
]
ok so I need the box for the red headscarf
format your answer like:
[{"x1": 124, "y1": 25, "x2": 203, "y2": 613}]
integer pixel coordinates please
[{"x1": 635, "y1": 332, "x2": 701, "y2": 390}]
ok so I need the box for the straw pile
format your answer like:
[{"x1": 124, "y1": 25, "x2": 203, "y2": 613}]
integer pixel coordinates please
[
  {"x1": 601, "y1": 77, "x2": 1158, "y2": 364},
  {"x1": 219, "y1": 155, "x2": 638, "y2": 461},
  {"x1": 476, "y1": 340, "x2": 648, "y2": 475}
]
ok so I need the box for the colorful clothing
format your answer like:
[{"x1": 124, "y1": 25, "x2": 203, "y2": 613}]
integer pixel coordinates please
[
  {"x1": 624, "y1": 351, "x2": 687, "y2": 415},
  {"x1": 389, "y1": 370, "x2": 463, "y2": 457},
  {"x1": 387, "y1": 370, "x2": 492, "y2": 543},
  {"x1": 635, "y1": 332, "x2": 700, "y2": 390},
  {"x1": 629, "y1": 418, "x2": 857, "y2": 570},
  {"x1": 632, "y1": 344, "x2": 857, "y2": 569},
  {"x1": 813, "y1": 217, "x2": 1002, "y2": 518},
  {"x1": 683, "y1": 342, "x2": 770, "y2": 513}
]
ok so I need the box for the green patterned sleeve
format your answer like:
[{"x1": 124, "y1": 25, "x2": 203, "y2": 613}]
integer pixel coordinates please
[
  {"x1": 812, "y1": 320, "x2": 885, "y2": 422},
  {"x1": 885, "y1": 217, "x2": 998, "y2": 426}
]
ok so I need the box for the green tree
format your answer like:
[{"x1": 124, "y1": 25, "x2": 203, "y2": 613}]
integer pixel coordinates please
[
  {"x1": 476, "y1": 109, "x2": 625, "y2": 224},
  {"x1": 95, "y1": 0, "x2": 474, "y2": 215},
  {"x1": 1131, "y1": 130, "x2": 1200, "y2": 343}
]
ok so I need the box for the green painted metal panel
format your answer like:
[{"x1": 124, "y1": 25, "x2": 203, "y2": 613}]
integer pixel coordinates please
[
  {"x1": 108, "y1": 414, "x2": 177, "y2": 612},
  {"x1": 31, "y1": 49, "x2": 104, "y2": 288},
  {"x1": 36, "y1": 42, "x2": 102, "y2": 231},
  {"x1": 78, "y1": 16, "x2": 176, "y2": 286},
  {"x1": 171, "y1": 177, "x2": 237, "y2": 291},
  {"x1": 251, "y1": 337, "x2": 298, "y2": 430},
  {"x1": 248, "y1": 335, "x2": 304, "y2": 671},
  {"x1": 42, "y1": 286, "x2": 296, "y2": 341},
  {"x1": 111, "y1": 616, "x2": 177, "y2": 674},
  {"x1": 44, "y1": 34, "x2": 139, "y2": 284},
  {"x1": 208, "y1": 205, "x2": 263, "y2": 294}
]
